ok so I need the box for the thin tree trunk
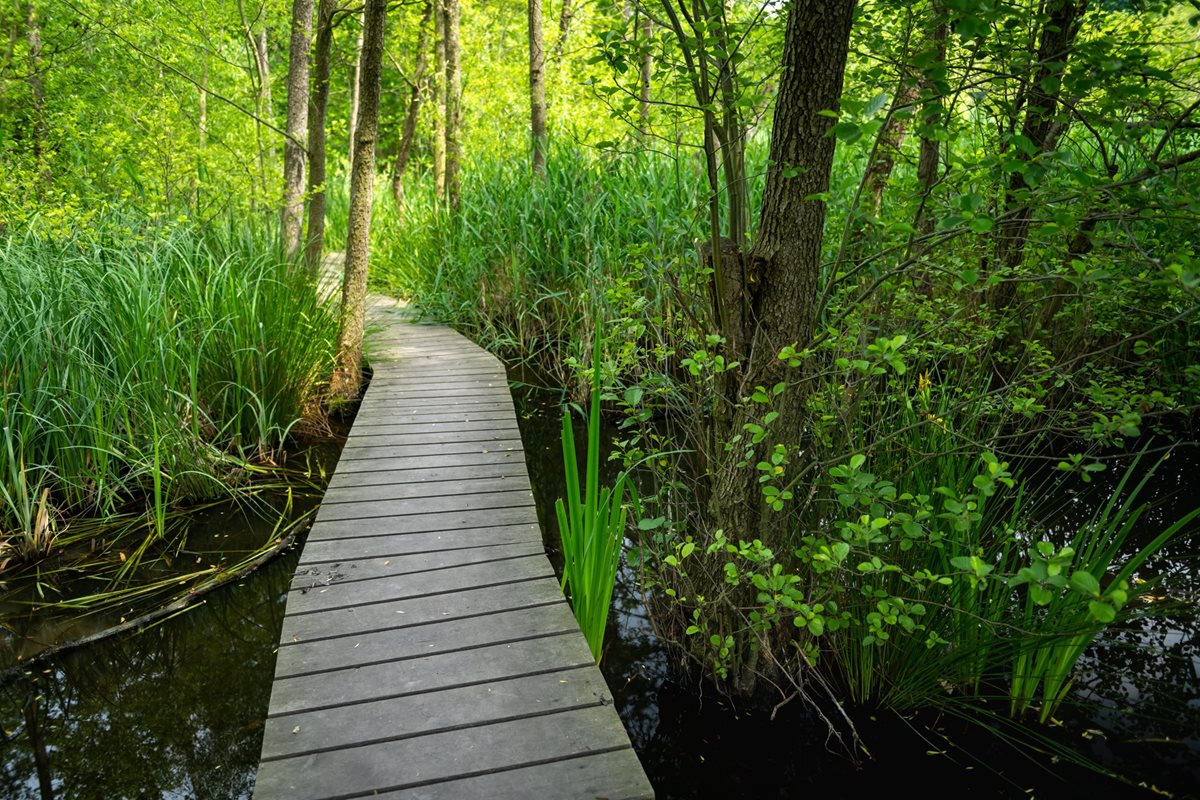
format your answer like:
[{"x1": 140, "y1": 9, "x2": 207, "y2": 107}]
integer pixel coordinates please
[
  {"x1": 281, "y1": 0, "x2": 314, "y2": 260},
  {"x1": 392, "y1": 0, "x2": 434, "y2": 207},
  {"x1": 433, "y1": 0, "x2": 447, "y2": 200},
  {"x1": 550, "y1": 0, "x2": 574, "y2": 59},
  {"x1": 25, "y1": 2, "x2": 47, "y2": 182},
  {"x1": 638, "y1": 14, "x2": 652, "y2": 135},
  {"x1": 990, "y1": 0, "x2": 1088, "y2": 310},
  {"x1": 708, "y1": 0, "x2": 856, "y2": 693},
  {"x1": 348, "y1": 9, "x2": 365, "y2": 164},
  {"x1": 529, "y1": 0, "x2": 547, "y2": 176},
  {"x1": 864, "y1": 82, "x2": 919, "y2": 219},
  {"x1": 304, "y1": 0, "x2": 335, "y2": 273},
  {"x1": 195, "y1": 60, "x2": 208, "y2": 207},
  {"x1": 444, "y1": 0, "x2": 462, "y2": 209},
  {"x1": 254, "y1": 29, "x2": 274, "y2": 164},
  {"x1": 331, "y1": 0, "x2": 388, "y2": 401},
  {"x1": 914, "y1": 8, "x2": 946, "y2": 242}
]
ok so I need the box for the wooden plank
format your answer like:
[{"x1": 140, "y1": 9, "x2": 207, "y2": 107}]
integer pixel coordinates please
[
  {"x1": 314, "y1": 490, "x2": 535, "y2": 524},
  {"x1": 305, "y1": 507, "x2": 538, "y2": 542},
  {"x1": 259, "y1": 665, "x2": 599, "y2": 761},
  {"x1": 335, "y1": 439, "x2": 523, "y2": 463},
  {"x1": 284, "y1": 556, "x2": 553, "y2": 617},
  {"x1": 297, "y1": 525, "x2": 541, "y2": 562},
  {"x1": 326, "y1": 463, "x2": 530, "y2": 490},
  {"x1": 266, "y1": 632, "x2": 591, "y2": 716},
  {"x1": 342, "y1": 427, "x2": 522, "y2": 449},
  {"x1": 272, "y1": 602, "x2": 578, "y2": 679},
  {"x1": 372, "y1": 751, "x2": 654, "y2": 800},
  {"x1": 364, "y1": 377, "x2": 508, "y2": 392},
  {"x1": 320, "y1": 475, "x2": 532, "y2": 505},
  {"x1": 344, "y1": 418, "x2": 520, "y2": 436},
  {"x1": 345, "y1": 413, "x2": 515, "y2": 431},
  {"x1": 331, "y1": 450, "x2": 525, "y2": 475},
  {"x1": 367, "y1": 371, "x2": 502, "y2": 381},
  {"x1": 290, "y1": 541, "x2": 544, "y2": 586},
  {"x1": 277, "y1": 578, "x2": 562, "y2": 644},
  {"x1": 254, "y1": 706, "x2": 637, "y2": 800}
]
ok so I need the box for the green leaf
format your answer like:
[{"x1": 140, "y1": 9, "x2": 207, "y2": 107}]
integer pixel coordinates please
[
  {"x1": 1088, "y1": 601, "x2": 1116, "y2": 623},
  {"x1": 969, "y1": 216, "x2": 994, "y2": 233},
  {"x1": 1070, "y1": 570, "x2": 1101, "y2": 596},
  {"x1": 1030, "y1": 585, "x2": 1053, "y2": 605},
  {"x1": 832, "y1": 121, "x2": 862, "y2": 143}
]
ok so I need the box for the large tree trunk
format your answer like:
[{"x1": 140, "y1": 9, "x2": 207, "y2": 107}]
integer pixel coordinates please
[
  {"x1": 330, "y1": 0, "x2": 387, "y2": 401},
  {"x1": 529, "y1": 0, "x2": 547, "y2": 176},
  {"x1": 707, "y1": 0, "x2": 856, "y2": 692},
  {"x1": 433, "y1": 0, "x2": 447, "y2": 201},
  {"x1": 348, "y1": 8, "x2": 365, "y2": 164},
  {"x1": 444, "y1": 0, "x2": 462, "y2": 209},
  {"x1": 304, "y1": 0, "x2": 335, "y2": 273},
  {"x1": 990, "y1": 0, "x2": 1088, "y2": 311},
  {"x1": 391, "y1": 0, "x2": 434, "y2": 207},
  {"x1": 281, "y1": 0, "x2": 313, "y2": 260}
]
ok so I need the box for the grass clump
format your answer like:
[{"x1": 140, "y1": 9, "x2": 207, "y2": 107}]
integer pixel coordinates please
[{"x1": 0, "y1": 218, "x2": 338, "y2": 564}]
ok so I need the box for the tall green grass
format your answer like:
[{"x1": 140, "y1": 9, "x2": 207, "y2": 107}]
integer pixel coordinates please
[
  {"x1": 370, "y1": 143, "x2": 743, "y2": 390},
  {"x1": 0, "y1": 218, "x2": 338, "y2": 559}
]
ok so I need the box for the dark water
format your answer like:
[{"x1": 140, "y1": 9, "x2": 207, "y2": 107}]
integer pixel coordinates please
[
  {"x1": 0, "y1": 386, "x2": 1194, "y2": 799},
  {"x1": 515, "y1": 383, "x2": 1199, "y2": 800},
  {"x1": 0, "y1": 433, "x2": 344, "y2": 799}
]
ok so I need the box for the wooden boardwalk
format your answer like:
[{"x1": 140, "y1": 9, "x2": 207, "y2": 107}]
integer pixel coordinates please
[{"x1": 253, "y1": 295, "x2": 654, "y2": 800}]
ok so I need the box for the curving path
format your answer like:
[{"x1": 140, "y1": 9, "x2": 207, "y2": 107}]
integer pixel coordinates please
[{"x1": 252, "y1": 285, "x2": 654, "y2": 799}]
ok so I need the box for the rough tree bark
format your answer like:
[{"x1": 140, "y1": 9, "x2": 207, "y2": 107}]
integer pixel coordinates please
[
  {"x1": 433, "y1": 0, "x2": 447, "y2": 200},
  {"x1": 391, "y1": 0, "x2": 434, "y2": 207},
  {"x1": 444, "y1": 0, "x2": 462, "y2": 208},
  {"x1": 330, "y1": 0, "x2": 387, "y2": 401},
  {"x1": 348, "y1": 8, "x2": 365, "y2": 164},
  {"x1": 707, "y1": 0, "x2": 857, "y2": 691},
  {"x1": 304, "y1": 0, "x2": 335, "y2": 273},
  {"x1": 529, "y1": 0, "x2": 547, "y2": 176},
  {"x1": 281, "y1": 0, "x2": 314, "y2": 260}
]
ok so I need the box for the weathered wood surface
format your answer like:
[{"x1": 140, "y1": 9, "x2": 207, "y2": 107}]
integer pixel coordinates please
[{"x1": 254, "y1": 293, "x2": 653, "y2": 800}]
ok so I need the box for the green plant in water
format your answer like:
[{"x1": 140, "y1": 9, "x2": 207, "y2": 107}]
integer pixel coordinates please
[
  {"x1": 555, "y1": 328, "x2": 630, "y2": 662},
  {"x1": 1007, "y1": 455, "x2": 1200, "y2": 722}
]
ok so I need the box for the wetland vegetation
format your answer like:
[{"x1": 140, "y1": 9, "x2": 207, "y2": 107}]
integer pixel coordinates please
[{"x1": 0, "y1": 0, "x2": 1197, "y2": 796}]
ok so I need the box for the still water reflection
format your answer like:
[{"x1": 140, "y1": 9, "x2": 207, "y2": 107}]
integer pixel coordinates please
[{"x1": 0, "y1": 539, "x2": 298, "y2": 798}]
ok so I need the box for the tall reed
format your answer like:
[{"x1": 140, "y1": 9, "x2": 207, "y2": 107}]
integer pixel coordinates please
[
  {"x1": 555, "y1": 329, "x2": 632, "y2": 661},
  {"x1": 0, "y1": 218, "x2": 338, "y2": 559}
]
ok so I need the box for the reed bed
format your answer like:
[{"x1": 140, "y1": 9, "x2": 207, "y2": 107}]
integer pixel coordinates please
[{"x1": 0, "y1": 219, "x2": 338, "y2": 564}]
